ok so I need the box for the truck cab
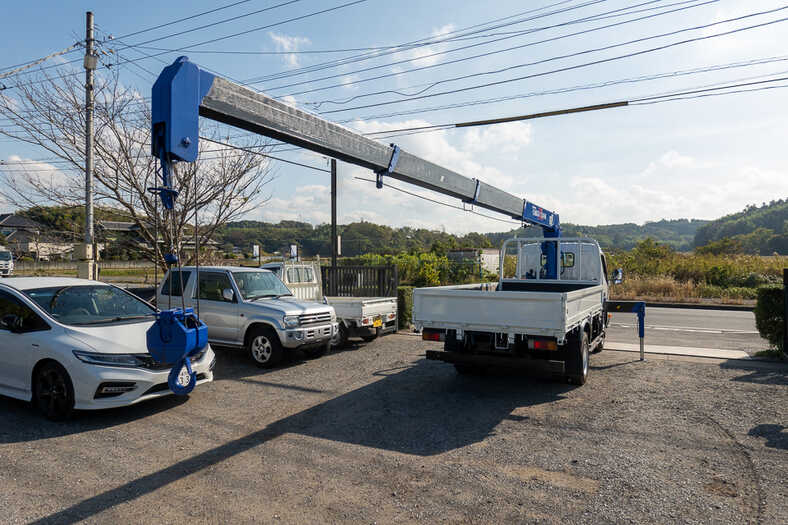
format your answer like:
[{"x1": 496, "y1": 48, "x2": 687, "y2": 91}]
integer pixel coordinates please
[
  {"x1": 156, "y1": 266, "x2": 338, "y2": 368},
  {"x1": 0, "y1": 249, "x2": 14, "y2": 277}
]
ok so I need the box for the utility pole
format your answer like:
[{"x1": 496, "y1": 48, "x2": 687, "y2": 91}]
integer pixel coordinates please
[
  {"x1": 78, "y1": 11, "x2": 97, "y2": 279},
  {"x1": 331, "y1": 158, "x2": 337, "y2": 269}
]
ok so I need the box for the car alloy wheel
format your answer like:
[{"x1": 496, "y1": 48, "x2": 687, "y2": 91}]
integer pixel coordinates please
[
  {"x1": 251, "y1": 335, "x2": 273, "y2": 363},
  {"x1": 34, "y1": 362, "x2": 75, "y2": 421}
]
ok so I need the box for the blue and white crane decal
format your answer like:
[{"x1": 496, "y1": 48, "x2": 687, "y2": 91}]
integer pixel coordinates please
[{"x1": 145, "y1": 57, "x2": 211, "y2": 395}]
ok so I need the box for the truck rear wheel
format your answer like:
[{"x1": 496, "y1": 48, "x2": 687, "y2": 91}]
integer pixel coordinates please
[{"x1": 565, "y1": 332, "x2": 589, "y2": 385}]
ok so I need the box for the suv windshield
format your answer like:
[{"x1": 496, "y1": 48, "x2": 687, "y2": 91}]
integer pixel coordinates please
[
  {"x1": 233, "y1": 271, "x2": 292, "y2": 301},
  {"x1": 0, "y1": 252, "x2": 11, "y2": 261},
  {"x1": 25, "y1": 285, "x2": 154, "y2": 326}
]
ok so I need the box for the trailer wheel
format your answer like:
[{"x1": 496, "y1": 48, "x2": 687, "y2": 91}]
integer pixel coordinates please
[
  {"x1": 566, "y1": 332, "x2": 589, "y2": 385},
  {"x1": 360, "y1": 327, "x2": 380, "y2": 343}
]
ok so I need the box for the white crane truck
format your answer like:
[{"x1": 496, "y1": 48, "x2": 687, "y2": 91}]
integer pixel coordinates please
[
  {"x1": 148, "y1": 57, "x2": 644, "y2": 387},
  {"x1": 414, "y1": 237, "x2": 612, "y2": 385}
]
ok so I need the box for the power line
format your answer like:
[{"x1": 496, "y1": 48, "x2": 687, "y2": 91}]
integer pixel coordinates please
[
  {"x1": 199, "y1": 136, "x2": 329, "y2": 172},
  {"x1": 288, "y1": 0, "x2": 714, "y2": 104},
  {"x1": 111, "y1": 0, "x2": 305, "y2": 50},
  {"x1": 112, "y1": 0, "x2": 254, "y2": 40},
  {"x1": 319, "y1": 6, "x2": 788, "y2": 114}
]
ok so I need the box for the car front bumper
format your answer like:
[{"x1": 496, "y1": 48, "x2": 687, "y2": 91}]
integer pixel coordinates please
[
  {"x1": 70, "y1": 346, "x2": 216, "y2": 410},
  {"x1": 279, "y1": 322, "x2": 338, "y2": 349}
]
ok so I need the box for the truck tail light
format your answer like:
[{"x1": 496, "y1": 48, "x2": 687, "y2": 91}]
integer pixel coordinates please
[
  {"x1": 361, "y1": 317, "x2": 371, "y2": 325},
  {"x1": 422, "y1": 329, "x2": 445, "y2": 342},
  {"x1": 387, "y1": 313, "x2": 396, "y2": 320},
  {"x1": 528, "y1": 338, "x2": 557, "y2": 351}
]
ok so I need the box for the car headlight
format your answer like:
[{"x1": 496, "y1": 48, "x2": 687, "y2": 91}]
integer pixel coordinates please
[
  {"x1": 72, "y1": 350, "x2": 145, "y2": 368},
  {"x1": 283, "y1": 315, "x2": 300, "y2": 329}
]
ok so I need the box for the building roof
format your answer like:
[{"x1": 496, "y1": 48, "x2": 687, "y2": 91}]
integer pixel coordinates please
[
  {"x1": 98, "y1": 220, "x2": 140, "y2": 232},
  {"x1": 0, "y1": 213, "x2": 43, "y2": 230}
]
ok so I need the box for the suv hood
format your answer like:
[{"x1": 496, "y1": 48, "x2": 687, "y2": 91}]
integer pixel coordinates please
[
  {"x1": 66, "y1": 320, "x2": 155, "y2": 355},
  {"x1": 249, "y1": 296, "x2": 334, "y2": 316}
]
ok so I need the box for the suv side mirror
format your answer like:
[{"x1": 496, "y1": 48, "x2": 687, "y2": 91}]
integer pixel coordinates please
[
  {"x1": 611, "y1": 268, "x2": 624, "y2": 284},
  {"x1": 1, "y1": 313, "x2": 22, "y2": 333},
  {"x1": 222, "y1": 288, "x2": 235, "y2": 302}
]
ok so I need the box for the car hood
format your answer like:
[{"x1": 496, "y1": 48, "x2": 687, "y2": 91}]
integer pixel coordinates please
[
  {"x1": 249, "y1": 296, "x2": 334, "y2": 315},
  {"x1": 66, "y1": 320, "x2": 155, "y2": 354}
]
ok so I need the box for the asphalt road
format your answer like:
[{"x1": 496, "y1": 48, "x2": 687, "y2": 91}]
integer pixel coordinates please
[
  {"x1": 0, "y1": 335, "x2": 785, "y2": 524},
  {"x1": 608, "y1": 307, "x2": 768, "y2": 353}
]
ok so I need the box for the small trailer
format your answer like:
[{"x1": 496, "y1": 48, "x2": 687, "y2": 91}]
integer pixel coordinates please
[
  {"x1": 414, "y1": 237, "x2": 613, "y2": 385},
  {"x1": 261, "y1": 261, "x2": 397, "y2": 345}
]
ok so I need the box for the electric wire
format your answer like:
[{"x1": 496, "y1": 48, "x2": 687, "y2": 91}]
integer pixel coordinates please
[
  {"x1": 271, "y1": 0, "x2": 712, "y2": 97},
  {"x1": 318, "y1": 6, "x2": 788, "y2": 114}
]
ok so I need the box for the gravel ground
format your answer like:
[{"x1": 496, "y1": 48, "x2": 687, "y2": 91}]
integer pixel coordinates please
[{"x1": 0, "y1": 334, "x2": 785, "y2": 524}]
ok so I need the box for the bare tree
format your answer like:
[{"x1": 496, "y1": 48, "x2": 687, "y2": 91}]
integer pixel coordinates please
[{"x1": 0, "y1": 67, "x2": 273, "y2": 271}]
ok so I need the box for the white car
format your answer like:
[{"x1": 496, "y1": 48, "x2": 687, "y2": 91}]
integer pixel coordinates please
[{"x1": 0, "y1": 277, "x2": 215, "y2": 420}]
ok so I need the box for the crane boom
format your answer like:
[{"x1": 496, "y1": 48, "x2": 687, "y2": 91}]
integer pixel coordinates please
[{"x1": 151, "y1": 57, "x2": 560, "y2": 234}]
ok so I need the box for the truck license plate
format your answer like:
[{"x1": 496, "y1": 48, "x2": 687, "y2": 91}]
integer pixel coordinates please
[{"x1": 373, "y1": 317, "x2": 382, "y2": 328}]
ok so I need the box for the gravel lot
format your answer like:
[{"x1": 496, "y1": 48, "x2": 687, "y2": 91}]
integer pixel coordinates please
[{"x1": 0, "y1": 333, "x2": 786, "y2": 524}]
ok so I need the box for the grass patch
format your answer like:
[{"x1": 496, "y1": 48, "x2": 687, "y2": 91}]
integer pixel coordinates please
[{"x1": 754, "y1": 348, "x2": 786, "y2": 360}]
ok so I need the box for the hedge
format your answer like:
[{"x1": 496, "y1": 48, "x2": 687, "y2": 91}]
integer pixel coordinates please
[
  {"x1": 397, "y1": 286, "x2": 414, "y2": 330},
  {"x1": 754, "y1": 285, "x2": 785, "y2": 353}
]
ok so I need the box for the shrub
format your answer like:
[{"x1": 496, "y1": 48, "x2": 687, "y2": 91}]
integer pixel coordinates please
[
  {"x1": 397, "y1": 286, "x2": 414, "y2": 330},
  {"x1": 754, "y1": 285, "x2": 785, "y2": 353}
]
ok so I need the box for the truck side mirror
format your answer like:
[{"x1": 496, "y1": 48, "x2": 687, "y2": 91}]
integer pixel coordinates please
[
  {"x1": 222, "y1": 288, "x2": 235, "y2": 302},
  {"x1": 1, "y1": 313, "x2": 22, "y2": 333},
  {"x1": 612, "y1": 268, "x2": 624, "y2": 284}
]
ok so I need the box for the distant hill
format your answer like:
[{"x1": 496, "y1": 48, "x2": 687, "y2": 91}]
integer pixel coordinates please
[
  {"x1": 693, "y1": 199, "x2": 788, "y2": 255},
  {"x1": 485, "y1": 219, "x2": 707, "y2": 252}
]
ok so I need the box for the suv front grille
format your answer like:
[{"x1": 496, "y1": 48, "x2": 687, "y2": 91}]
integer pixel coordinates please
[{"x1": 298, "y1": 312, "x2": 332, "y2": 326}]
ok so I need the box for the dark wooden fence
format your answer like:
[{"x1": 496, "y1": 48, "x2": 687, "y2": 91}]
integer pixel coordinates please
[{"x1": 321, "y1": 265, "x2": 399, "y2": 297}]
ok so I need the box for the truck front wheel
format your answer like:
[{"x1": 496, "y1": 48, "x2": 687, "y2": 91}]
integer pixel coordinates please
[{"x1": 565, "y1": 332, "x2": 589, "y2": 385}]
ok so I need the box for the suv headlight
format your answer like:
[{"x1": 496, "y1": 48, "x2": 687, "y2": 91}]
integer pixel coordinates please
[
  {"x1": 73, "y1": 350, "x2": 145, "y2": 368},
  {"x1": 283, "y1": 315, "x2": 300, "y2": 329}
]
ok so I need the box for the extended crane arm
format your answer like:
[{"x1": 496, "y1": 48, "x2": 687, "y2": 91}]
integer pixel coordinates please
[{"x1": 150, "y1": 57, "x2": 560, "y2": 234}]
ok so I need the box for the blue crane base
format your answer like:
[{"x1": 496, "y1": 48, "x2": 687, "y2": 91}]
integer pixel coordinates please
[{"x1": 146, "y1": 308, "x2": 209, "y2": 395}]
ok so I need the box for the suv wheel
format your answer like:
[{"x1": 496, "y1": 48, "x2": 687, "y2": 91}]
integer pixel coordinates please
[{"x1": 247, "y1": 327, "x2": 283, "y2": 368}]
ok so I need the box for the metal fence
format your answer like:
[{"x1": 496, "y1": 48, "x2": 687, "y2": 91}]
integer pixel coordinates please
[
  {"x1": 321, "y1": 265, "x2": 399, "y2": 297},
  {"x1": 14, "y1": 260, "x2": 155, "y2": 271}
]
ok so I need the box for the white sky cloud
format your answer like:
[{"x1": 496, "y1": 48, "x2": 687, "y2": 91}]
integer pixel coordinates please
[{"x1": 268, "y1": 32, "x2": 311, "y2": 68}]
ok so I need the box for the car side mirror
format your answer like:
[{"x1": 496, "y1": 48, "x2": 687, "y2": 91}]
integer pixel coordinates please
[
  {"x1": 222, "y1": 288, "x2": 235, "y2": 302},
  {"x1": 611, "y1": 268, "x2": 624, "y2": 284},
  {"x1": 1, "y1": 313, "x2": 22, "y2": 333}
]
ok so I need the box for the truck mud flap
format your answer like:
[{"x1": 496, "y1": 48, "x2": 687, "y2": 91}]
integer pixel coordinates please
[{"x1": 425, "y1": 350, "x2": 564, "y2": 375}]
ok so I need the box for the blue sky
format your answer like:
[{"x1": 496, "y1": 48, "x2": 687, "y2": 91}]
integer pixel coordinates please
[{"x1": 1, "y1": 0, "x2": 787, "y2": 232}]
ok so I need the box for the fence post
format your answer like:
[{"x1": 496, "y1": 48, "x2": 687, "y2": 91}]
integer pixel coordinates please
[{"x1": 783, "y1": 268, "x2": 787, "y2": 355}]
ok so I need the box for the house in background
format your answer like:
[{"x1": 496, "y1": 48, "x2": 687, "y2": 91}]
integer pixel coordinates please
[
  {"x1": 0, "y1": 213, "x2": 73, "y2": 260},
  {"x1": 447, "y1": 248, "x2": 500, "y2": 275}
]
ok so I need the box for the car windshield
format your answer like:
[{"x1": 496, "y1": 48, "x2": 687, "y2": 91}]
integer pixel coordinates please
[
  {"x1": 232, "y1": 271, "x2": 292, "y2": 301},
  {"x1": 0, "y1": 252, "x2": 11, "y2": 261},
  {"x1": 25, "y1": 285, "x2": 155, "y2": 326}
]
